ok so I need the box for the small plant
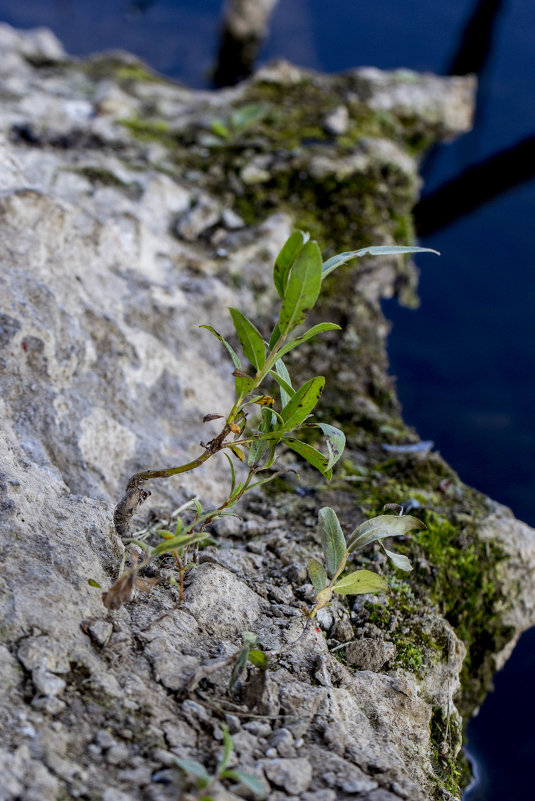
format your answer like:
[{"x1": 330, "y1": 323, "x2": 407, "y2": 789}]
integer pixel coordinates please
[
  {"x1": 201, "y1": 102, "x2": 270, "y2": 146},
  {"x1": 307, "y1": 504, "x2": 426, "y2": 617},
  {"x1": 174, "y1": 723, "x2": 267, "y2": 800},
  {"x1": 103, "y1": 233, "x2": 437, "y2": 609}
]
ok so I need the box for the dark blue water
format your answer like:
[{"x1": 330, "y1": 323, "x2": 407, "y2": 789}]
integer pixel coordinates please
[{"x1": 1, "y1": 2, "x2": 533, "y2": 798}]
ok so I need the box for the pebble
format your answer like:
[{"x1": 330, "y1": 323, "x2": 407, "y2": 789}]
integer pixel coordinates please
[
  {"x1": 263, "y1": 757, "x2": 313, "y2": 794},
  {"x1": 324, "y1": 105, "x2": 349, "y2": 135}
]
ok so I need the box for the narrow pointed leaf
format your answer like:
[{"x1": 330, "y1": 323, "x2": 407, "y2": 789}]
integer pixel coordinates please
[
  {"x1": 318, "y1": 507, "x2": 347, "y2": 577},
  {"x1": 221, "y1": 769, "x2": 267, "y2": 800},
  {"x1": 269, "y1": 322, "x2": 282, "y2": 350},
  {"x1": 150, "y1": 532, "x2": 208, "y2": 557},
  {"x1": 248, "y1": 406, "x2": 275, "y2": 466},
  {"x1": 218, "y1": 724, "x2": 234, "y2": 774},
  {"x1": 280, "y1": 376, "x2": 325, "y2": 430},
  {"x1": 222, "y1": 451, "x2": 237, "y2": 496},
  {"x1": 347, "y1": 514, "x2": 426, "y2": 553},
  {"x1": 315, "y1": 422, "x2": 346, "y2": 471},
  {"x1": 229, "y1": 644, "x2": 250, "y2": 691},
  {"x1": 322, "y1": 246, "x2": 440, "y2": 280},
  {"x1": 276, "y1": 322, "x2": 341, "y2": 361},
  {"x1": 229, "y1": 445, "x2": 245, "y2": 462},
  {"x1": 308, "y1": 558, "x2": 328, "y2": 593},
  {"x1": 332, "y1": 569, "x2": 388, "y2": 595},
  {"x1": 278, "y1": 240, "x2": 322, "y2": 336},
  {"x1": 173, "y1": 758, "x2": 210, "y2": 781},
  {"x1": 284, "y1": 437, "x2": 332, "y2": 479},
  {"x1": 382, "y1": 545, "x2": 413, "y2": 572},
  {"x1": 200, "y1": 324, "x2": 241, "y2": 368},
  {"x1": 273, "y1": 230, "x2": 308, "y2": 298},
  {"x1": 88, "y1": 578, "x2": 102, "y2": 588},
  {"x1": 269, "y1": 372, "x2": 294, "y2": 402},
  {"x1": 229, "y1": 308, "x2": 266, "y2": 371}
]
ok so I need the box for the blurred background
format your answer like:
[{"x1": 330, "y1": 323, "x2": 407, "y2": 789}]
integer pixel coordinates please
[{"x1": 1, "y1": 2, "x2": 533, "y2": 798}]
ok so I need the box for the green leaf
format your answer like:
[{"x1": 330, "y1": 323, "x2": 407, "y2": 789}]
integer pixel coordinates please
[
  {"x1": 229, "y1": 644, "x2": 250, "y2": 691},
  {"x1": 269, "y1": 365, "x2": 294, "y2": 407},
  {"x1": 382, "y1": 545, "x2": 413, "y2": 572},
  {"x1": 307, "y1": 558, "x2": 328, "y2": 593},
  {"x1": 248, "y1": 649, "x2": 269, "y2": 668},
  {"x1": 321, "y1": 245, "x2": 440, "y2": 280},
  {"x1": 173, "y1": 757, "x2": 211, "y2": 781},
  {"x1": 318, "y1": 507, "x2": 347, "y2": 577},
  {"x1": 217, "y1": 724, "x2": 233, "y2": 775},
  {"x1": 210, "y1": 119, "x2": 230, "y2": 139},
  {"x1": 278, "y1": 240, "x2": 322, "y2": 336},
  {"x1": 276, "y1": 322, "x2": 341, "y2": 361},
  {"x1": 280, "y1": 376, "x2": 325, "y2": 430},
  {"x1": 220, "y1": 769, "x2": 267, "y2": 799},
  {"x1": 347, "y1": 514, "x2": 426, "y2": 553},
  {"x1": 222, "y1": 451, "x2": 237, "y2": 497},
  {"x1": 248, "y1": 407, "x2": 275, "y2": 467},
  {"x1": 332, "y1": 569, "x2": 388, "y2": 595},
  {"x1": 229, "y1": 308, "x2": 266, "y2": 371},
  {"x1": 201, "y1": 324, "x2": 250, "y2": 395},
  {"x1": 273, "y1": 230, "x2": 308, "y2": 298},
  {"x1": 88, "y1": 578, "x2": 102, "y2": 588},
  {"x1": 151, "y1": 531, "x2": 209, "y2": 557},
  {"x1": 200, "y1": 325, "x2": 241, "y2": 369},
  {"x1": 269, "y1": 322, "x2": 282, "y2": 350},
  {"x1": 315, "y1": 422, "x2": 346, "y2": 471},
  {"x1": 284, "y1": 437, "x2": 332, "y2": 479},
  {"x1": 230, "y1": 102, "x2": 269, "y2": 133}
]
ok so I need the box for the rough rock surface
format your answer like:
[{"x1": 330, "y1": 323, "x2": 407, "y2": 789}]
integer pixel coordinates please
[{"x1": 1, "y1": 21, "x2": 534, "y2": 801}]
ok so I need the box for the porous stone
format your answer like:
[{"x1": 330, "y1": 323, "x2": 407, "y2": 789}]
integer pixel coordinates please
[{"x1": 345, "y1": 638, "x2": 396, "y2": 671}]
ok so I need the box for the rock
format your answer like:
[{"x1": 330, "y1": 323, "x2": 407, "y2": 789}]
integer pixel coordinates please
[
  {"x1": 176, "y1": 196, "x2": 220, "y2": 240},
  {"x1": 324, "y1": 105, "x2": 349, "y2": 136},
  {"x1": 331, "y1": 618, "x2": 354, "y2": 642},
  {"x1": 263, "y1": 757, "x2": 313, "y2": 794},
  {"x1": 0, "y1": 20, "x2": 532, "y2": 801},
  {"x1": 345, "y1": 639, "x2": 396, "y2": 671}
]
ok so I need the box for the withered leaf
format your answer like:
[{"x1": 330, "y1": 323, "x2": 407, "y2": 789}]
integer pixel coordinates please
[{"x1": 203, "y1": 413, "x2": 224, "y2": 423}]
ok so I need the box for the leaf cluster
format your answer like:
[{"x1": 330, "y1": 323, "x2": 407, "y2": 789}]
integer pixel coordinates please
[
  {"x1": 174, "y1": 723, "x2": 266, "y2": 800},
  {"x1": 308, "y1": 505, "x2": 426, "y2": 616},
  {"x1": 105, "y1": 231, "x2": 437, "y2": 608}
]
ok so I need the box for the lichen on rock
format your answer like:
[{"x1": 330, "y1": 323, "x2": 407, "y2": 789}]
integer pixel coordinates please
[{"x1": 0, "y1": 20, "x2": 533, "y2": 801}]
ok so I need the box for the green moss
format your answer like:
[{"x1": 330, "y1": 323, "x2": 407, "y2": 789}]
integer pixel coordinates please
[
  {"x1": 118, "y1": 117, "x2": 173, "y2": 144},
  {"x1": 69, "y1": 166, "x2": 142, "y2": 198},
  {"x1": 429, "y1": 707, "x2": 463, "y2": 797}
]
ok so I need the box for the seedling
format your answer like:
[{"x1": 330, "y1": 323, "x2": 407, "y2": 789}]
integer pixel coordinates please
[
  {"x1": 174, "y1": 723, "x2": 267, "y2": 800},
  {"x1": 104, "y1": 233, "x2": 437, "y2": 608},
  {"x1": 308, "y1": 505, "x2": 426, "y2": 617}
]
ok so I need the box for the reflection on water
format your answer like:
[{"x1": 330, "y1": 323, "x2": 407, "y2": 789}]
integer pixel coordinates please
[{"x1": 0, "y1": 1, "x2": 534, "y2": 799}]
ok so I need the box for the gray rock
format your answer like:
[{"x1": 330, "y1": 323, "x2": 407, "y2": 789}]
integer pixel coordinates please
[
  {"x1": 263, "y1": 757, "x2": 313, "y2": 794},
  {"x1": 345, "y1": 639, "x2": 396, "y2": 671}
]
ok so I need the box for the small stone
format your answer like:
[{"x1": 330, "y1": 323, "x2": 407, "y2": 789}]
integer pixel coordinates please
[
  {"x1": 32, "y1": 667, "x2": 66, "y2": 697},
  {"x1": 221, "y1": 208, "x2": 245, "y2": 229},
  {"x1": 324, "y1": 105, "x2": 349, "y2": 135},
  {"x1": 106, "y1": 743, "x2": 130, "y2": 765},
  {"x1": 301, "y1": 791, "x2": 337, "y2": 801},
  {"x1": 315, "y1": 607, "x2": 334, "y2": 631},
  {"x1": 87, "y1": 619, "x2": 113, "y2": 648},
  {"x1": 282, "y1": 563, "x2": 308, "y2": 585},
  {"x1": 240, "y1": 162, "x2": 270, "y2": 185},
  {"x1": 243, "y1": 720, "x2": 272, "y2": 738},
  {"x1": 224, "y1": 715, "x2": 241, "y2": 734},
  {"x1": 95, "y1": 730, "x2": 116, "y2": 749},
  {"x1": 263, "y1": 757, "x2": 313, "y2": 794},
  {"x1": 345, "y1": 638, "x2": 396, "y2": 671},
  {"x1": 31, "y1": 696, "x2": 66, "y2": 715},
  {"x1": 331, "y1": 619, "x2": 354, "y2": 643},
  {"x1": 176, "y1": 197, "x2": 220, "y2": 240},
  {"x1": 269, "y1": 728, "x2": 295, "y2": 758}
]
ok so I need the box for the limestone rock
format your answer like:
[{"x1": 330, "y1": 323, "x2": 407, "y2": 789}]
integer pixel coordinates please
[{"x1": 0, "y1": 20, "x2": 532, "y2": 801}]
